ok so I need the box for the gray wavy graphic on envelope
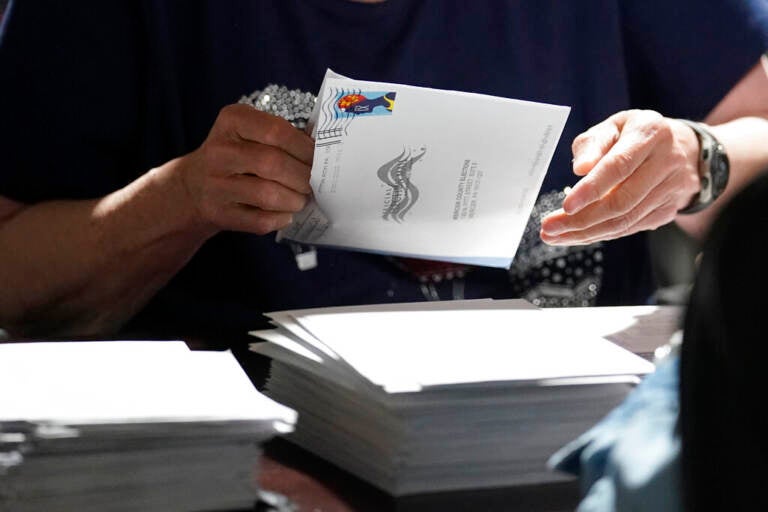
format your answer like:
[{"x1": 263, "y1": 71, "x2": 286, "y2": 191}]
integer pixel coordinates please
[{"x1": 377, "y1": 147, "x2": 427, "y2": 223}]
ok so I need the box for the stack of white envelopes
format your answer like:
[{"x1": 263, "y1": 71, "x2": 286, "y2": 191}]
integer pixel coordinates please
[
  {"x1": 249, "y1": 300, "x2": 659, "y2": 496},
  {"x1": 0, "y1": 341, "x2": 296, "y2": 512}
]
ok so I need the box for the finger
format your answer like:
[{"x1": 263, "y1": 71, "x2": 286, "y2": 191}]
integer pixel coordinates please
[
  {"x1": 542, "y1": 201, "x2": 678, "y2": 246},
  {"x1": 564, "y1": 111, "x2": 667, "y2": 215},
  {"x1": 218, "y1": 174, "x2": 308, "y2": 213},
  {"x1": 208, "y1": 138, "x2": 312, "y2": 195},
  {"x1": 571, "y1": 115, "x2": 622, "y2": 176},
  {"x1": 217, "y1": 104, "x2": 315, "y2": 165},
  {"x1": 541, "y1": 174, "x2": 681, "y2": 245},
  {"x1": 216, "y1": 204, "x2": 295, "y2": 235},
  {"x1": 542, "y1": 147, "x2": 678, "y2": 235},
  {"x1": 238, "y1": 140, "x2": 312, "y2": 194}
]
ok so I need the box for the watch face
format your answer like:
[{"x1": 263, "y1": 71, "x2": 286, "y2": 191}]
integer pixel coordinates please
[{"x1": 711, "y1": 145, "x2": 730, "y2": 197}]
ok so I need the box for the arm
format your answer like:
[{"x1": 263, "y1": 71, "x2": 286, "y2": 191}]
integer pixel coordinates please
[
  {"x1": 676, "y1": 55, "x2": 768, "y2": 240},
  {"x1": 0, "y1": 105, "x2": 313, "y2": 338},
  {"x1": 540, "y1": 55, "x2": 768, "y2": 245}
]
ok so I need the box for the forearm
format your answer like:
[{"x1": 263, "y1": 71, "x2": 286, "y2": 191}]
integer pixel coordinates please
[
  {"x1": 0, "y1": 105, "x2": 312, "y2": 337},
  {"x1": 0, "y1": 159, "x2": 214, "y2": 337},
  {"x1": 675, "y1": 116, "x2": 768, "y2": 240},
  {"x1": 676, "y1": 57, "x2": 768, "y2": 240}
]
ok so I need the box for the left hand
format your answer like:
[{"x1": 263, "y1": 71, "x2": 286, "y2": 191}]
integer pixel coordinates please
[{"x1": 540, "y1": 109, "x2": 701, "y2": 245}]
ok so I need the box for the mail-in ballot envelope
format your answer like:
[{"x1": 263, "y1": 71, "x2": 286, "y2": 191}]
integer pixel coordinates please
[{"x1": 278, "y1": 69, "x2": 570, "y2": 268}]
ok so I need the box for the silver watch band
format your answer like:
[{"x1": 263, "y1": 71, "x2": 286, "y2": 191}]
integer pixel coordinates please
[{"x1": 676, "y1": 119, "x2": 728, "y2": 215}]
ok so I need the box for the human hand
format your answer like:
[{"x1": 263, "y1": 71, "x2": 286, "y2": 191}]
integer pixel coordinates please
[
  {"x1": 178, "y1": 104, "x2": 314, "y2": 236},
  {"x1": 540, "y1": 110, "x2": 700, "y2": 245}
]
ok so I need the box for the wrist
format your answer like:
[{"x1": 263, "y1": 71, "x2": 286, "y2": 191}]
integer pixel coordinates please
[
  {"x1": 675, "y1": 119, "x2": 730, "y2": 215},
  {"x1": 94, "y1": 157, "x2": 219, "y2": 252},
  {"x1": 152, "y1": 156, "x2": 220, "y2": 240}
]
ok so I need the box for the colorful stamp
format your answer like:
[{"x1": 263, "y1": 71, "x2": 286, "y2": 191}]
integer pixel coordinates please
[{"x1": 335, "y1": 91, "x2": 397, "y2": 117}]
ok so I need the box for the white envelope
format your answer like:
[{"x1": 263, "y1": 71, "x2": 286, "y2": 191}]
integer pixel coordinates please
[{"x1": 278, "y1": 69, "x2": 570, "y2": 268}]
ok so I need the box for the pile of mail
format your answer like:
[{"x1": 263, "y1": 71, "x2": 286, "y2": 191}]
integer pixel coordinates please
[
  {"x1": 249, "y1": 300, "x2": 658, "y2": 495},
  {"x1": 0, "y1": 341, "x2": 296, "y2": 512}
]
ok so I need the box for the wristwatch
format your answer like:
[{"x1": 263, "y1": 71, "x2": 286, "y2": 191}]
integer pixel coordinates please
[{"x1": 676, "y1": 119, "x2": 730, "y2": 214}]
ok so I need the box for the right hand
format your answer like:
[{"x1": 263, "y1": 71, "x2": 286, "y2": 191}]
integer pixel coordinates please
[{"x1": 178, "y1": 103, "x2": 314, "y2": 235}]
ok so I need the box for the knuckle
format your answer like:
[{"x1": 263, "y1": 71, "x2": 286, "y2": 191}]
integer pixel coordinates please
[
  {"x1": 641, "y1": 112, "x2": 669, "y2": 141},
  {"x1": 668, "y1": 146, "x2": 688, "y2": 169},
  {"x1": 607, "y1": 150, "x2": 634, "y2": 180},
  {"x1": 261, "y1": 117, "x2": 290, "y2": 147},
  {"x1": 607, "y1": 185, "x2": 635, "y2": 213},
  {"x1": 627, "y1": 108, "x2": 658, "y2": 129},
  {"x1": 256, "y1": 147, "x2": 283, "y2": 176},
  {"x1": 226, "y1": 103, "x2": 252, "y2": 117},
  {"x1": 214, "y1": 104, "x2": 252, "y2": 138},
  {"x1": 637, "y1": 109, "x2": 662, "y2": 123},
  {"x1": 571, "y1": 132, "x2": 590, "y2": 152},
  {"x1": 654, "y1": 119, "x2": 674, "y2": 142},
  {"x1": 618, "y1": 108, "x2": 644, "y2": 123},
  {"x1": 215, "y1": 104, "x2": 237, "y2": 126}
]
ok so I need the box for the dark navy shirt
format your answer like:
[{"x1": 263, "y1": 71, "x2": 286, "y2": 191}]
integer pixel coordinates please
[{"x1": 1, "y1": 1, "x2": 767, "y2": 337}]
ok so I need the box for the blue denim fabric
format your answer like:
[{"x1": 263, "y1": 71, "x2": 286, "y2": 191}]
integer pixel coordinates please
[{"x1": 548, "y1": 355, "x2": 682, "y2": 512}]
